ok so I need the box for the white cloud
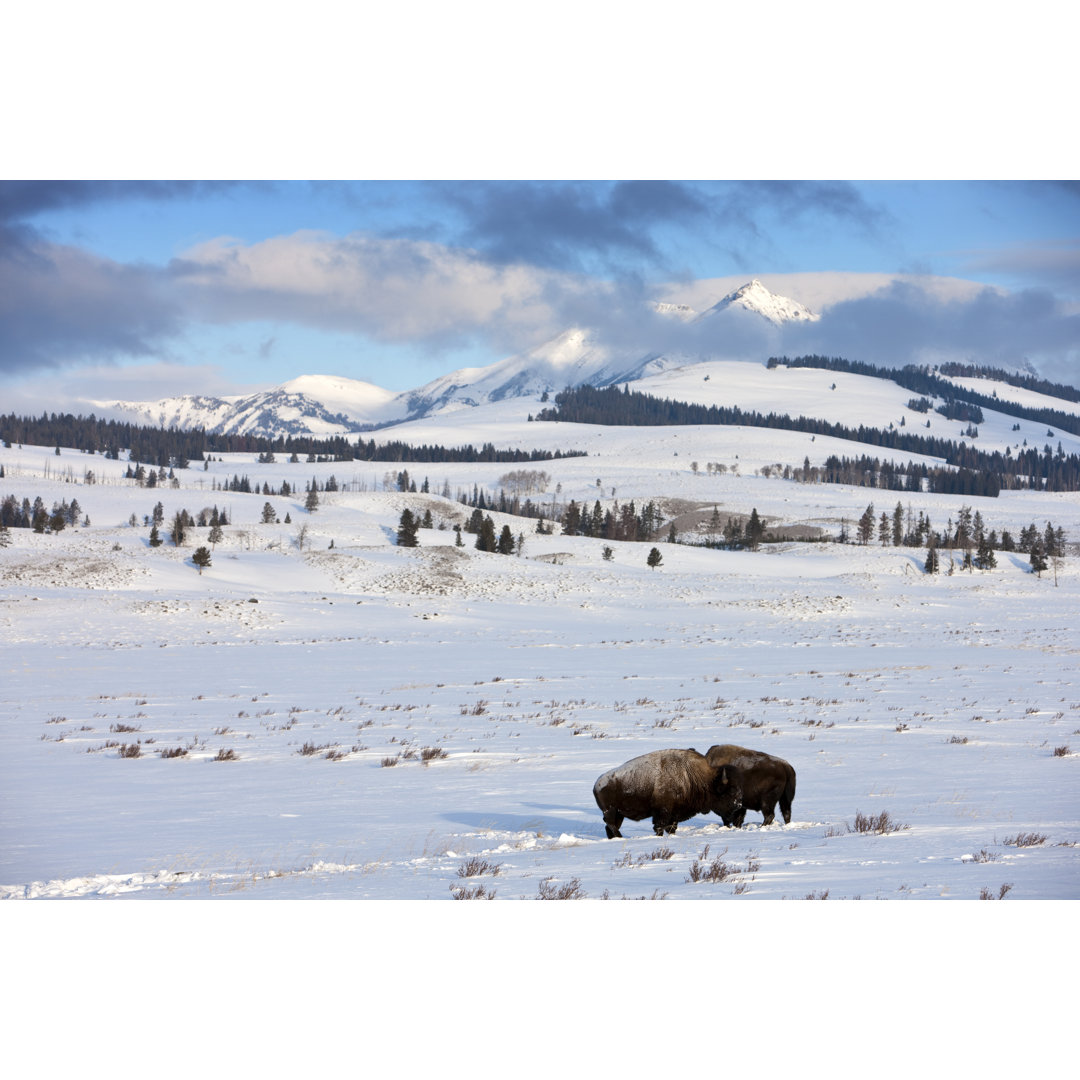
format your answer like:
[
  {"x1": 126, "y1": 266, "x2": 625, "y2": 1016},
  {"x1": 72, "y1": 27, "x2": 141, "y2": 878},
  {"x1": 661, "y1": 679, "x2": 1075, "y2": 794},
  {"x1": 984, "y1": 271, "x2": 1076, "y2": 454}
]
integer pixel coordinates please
[{"x1": 169, "y1": 230, "x2": 578, "y2": 351}]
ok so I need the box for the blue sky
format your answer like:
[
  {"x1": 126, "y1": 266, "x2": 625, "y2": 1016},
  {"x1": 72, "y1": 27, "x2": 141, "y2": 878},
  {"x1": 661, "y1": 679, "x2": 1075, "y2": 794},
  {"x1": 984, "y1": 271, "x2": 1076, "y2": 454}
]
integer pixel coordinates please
[{"x1": 2, "y1": 179, "x2": 1078, "y2": 411}]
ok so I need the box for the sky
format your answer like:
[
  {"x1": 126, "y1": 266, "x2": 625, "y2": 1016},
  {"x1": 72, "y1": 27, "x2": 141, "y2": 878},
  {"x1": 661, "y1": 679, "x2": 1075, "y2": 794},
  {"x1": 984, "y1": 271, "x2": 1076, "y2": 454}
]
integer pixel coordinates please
[{"x1": 3, "y1": 6, "x2": 1079, "y2": 414}]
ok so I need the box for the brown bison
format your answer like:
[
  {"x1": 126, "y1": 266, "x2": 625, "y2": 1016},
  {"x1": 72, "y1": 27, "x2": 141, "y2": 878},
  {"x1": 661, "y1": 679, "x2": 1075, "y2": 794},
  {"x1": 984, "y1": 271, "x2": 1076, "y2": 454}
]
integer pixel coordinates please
[
  {"x1": 704, "y1": 745, "x2": 796, "y2": 826},
  {"x1": 593, "y1": 748, "x2": 741, "y2": 838}
]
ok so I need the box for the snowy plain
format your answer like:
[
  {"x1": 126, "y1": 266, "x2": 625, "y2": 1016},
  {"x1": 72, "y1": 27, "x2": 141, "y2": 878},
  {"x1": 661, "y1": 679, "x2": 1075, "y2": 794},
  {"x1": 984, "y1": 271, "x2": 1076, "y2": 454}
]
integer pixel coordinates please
[{"x1": 2, "y1": 391, "x2": 1077, "y2": 904}]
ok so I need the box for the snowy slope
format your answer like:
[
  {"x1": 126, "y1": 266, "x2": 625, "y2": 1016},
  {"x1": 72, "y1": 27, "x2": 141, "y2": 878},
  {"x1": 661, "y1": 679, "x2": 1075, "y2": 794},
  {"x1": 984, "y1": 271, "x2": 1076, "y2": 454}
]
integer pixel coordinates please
[
  {"x1": 90, "y1": 374, "x2": 407, "y2": 437},
  {"x1": 2, "y1": 404, "x2": 1079, "y2": 903}
]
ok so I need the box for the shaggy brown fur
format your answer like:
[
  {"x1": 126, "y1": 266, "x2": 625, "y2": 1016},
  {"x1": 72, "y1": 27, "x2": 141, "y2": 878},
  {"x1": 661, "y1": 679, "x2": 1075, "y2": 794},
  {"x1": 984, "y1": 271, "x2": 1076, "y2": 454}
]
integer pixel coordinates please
[
  {"x1": 704, "y1": 745, "x2": 796, "y2": 826},
  {"x1": 593, "y1": 748, "x2": 741, "y2": 838}
]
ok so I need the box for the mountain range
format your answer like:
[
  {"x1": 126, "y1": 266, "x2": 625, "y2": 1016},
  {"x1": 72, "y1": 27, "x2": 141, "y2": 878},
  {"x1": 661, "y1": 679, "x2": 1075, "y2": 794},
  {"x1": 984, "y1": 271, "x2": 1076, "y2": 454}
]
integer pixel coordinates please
[{"x1": 88, "y1": 280, "x2": 821, "y2": 438}]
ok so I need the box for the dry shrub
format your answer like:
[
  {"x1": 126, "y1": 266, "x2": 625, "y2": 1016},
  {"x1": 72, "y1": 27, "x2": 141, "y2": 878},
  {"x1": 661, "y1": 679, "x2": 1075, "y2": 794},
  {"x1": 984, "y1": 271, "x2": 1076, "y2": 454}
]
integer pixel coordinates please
[
  {"x1": 118, "y1": 743, "x2": 141, "y2": 759},
  {"x1": 457, "y1": 857, "x2": 500, "y2": 878},
  {"x1": 450, "y1": 884, "x2": 496, "y2": 900},
  {"x1": 536, "y1": 877, "x2": 587, "y2": 900},
  {"x1": 685, "y1": 845, "x2": 734, "y2": 883},
  {"x1": 1003, "y1": 832, "x2": 1046, "y2": 847},
  {"x1": 159, "y1": 746, "x2": 188, "y2": 759},
  {"x1": 850, "y1": 810, "x2": 908, "y2": 835},
  {"x1": 213, "y1": 748, "x2": 238, "y2": 761}
]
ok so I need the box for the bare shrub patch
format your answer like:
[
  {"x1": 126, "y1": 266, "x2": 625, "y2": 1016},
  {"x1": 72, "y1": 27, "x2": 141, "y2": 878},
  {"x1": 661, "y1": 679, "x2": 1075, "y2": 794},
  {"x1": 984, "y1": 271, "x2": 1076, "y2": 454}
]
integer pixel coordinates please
[
  {"x1": 849, "y1": 810, "x2": 909, "y2": 835},
  {"x1": 536, "y1": 877, "x2": 587, "y2": 900},
  {"x1": 1003, "y1": 832, "x2": 1047, "y2": 847},
  {"x1": 457, "y1": 857, "x2": 501, "y2": 878}
]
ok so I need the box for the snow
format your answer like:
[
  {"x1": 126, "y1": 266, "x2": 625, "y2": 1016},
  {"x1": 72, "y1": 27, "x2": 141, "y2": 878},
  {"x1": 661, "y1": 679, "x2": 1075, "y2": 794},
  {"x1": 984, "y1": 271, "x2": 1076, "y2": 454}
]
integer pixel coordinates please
[
  {"x1": 3, "y1": 416, "x2": 1077, "y2": 905},
  {"x1": 697, "y1": 278, "x2": 820, "y2": 325}
]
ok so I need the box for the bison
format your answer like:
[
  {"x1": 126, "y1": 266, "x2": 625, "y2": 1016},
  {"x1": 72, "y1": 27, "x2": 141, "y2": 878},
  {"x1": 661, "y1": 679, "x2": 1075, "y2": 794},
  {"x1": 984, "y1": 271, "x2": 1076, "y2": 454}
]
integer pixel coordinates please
[
  {"x1": 704, "y1": 745, "x2": 796, "y2": 826},
  {"x1": 593, "y1": 748, "x2": 741, "y2": 838}
]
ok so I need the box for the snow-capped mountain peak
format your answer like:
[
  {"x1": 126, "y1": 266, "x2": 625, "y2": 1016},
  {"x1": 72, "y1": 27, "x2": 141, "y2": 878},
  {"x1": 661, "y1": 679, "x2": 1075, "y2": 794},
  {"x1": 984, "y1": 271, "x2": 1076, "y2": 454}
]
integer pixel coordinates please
[{"x1": 698, "y1": 279, "x2": 820, "y2": 326}]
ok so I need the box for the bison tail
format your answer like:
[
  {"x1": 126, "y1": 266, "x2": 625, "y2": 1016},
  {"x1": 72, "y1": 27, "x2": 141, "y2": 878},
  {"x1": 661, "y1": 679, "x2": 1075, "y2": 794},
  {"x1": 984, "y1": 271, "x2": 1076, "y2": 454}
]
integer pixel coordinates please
[{"x1": 780, "y1": 767, "x2": 796, "y2": 824}]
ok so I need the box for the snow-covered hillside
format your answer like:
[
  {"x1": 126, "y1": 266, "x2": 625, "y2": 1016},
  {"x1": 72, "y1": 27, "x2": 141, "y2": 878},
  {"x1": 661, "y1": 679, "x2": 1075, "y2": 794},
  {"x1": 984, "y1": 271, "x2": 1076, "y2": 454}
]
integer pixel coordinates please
[
  {"x1": 84, "y1": 280, "x2": 829, "y2": 436},
  {"x1": 2, "y1": 407, "x2": 1077, "y2": 901},
  {"x1": 91, "y1": 373, "x2": 406, "y2": 438}
]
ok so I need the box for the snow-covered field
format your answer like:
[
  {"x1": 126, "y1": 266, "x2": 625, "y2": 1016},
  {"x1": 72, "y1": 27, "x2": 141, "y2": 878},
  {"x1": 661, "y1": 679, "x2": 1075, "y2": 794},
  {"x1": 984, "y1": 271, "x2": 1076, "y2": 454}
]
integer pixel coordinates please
[{"x1": 3, "y1": 431, "x2": 1077, "y2": 903}]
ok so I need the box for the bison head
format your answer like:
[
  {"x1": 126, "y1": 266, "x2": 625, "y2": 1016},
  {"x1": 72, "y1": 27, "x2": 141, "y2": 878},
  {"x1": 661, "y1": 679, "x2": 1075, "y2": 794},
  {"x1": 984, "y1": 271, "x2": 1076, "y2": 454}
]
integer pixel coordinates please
[{"x1": 709, "y1": 765, "x2": 743, "y2": 826}]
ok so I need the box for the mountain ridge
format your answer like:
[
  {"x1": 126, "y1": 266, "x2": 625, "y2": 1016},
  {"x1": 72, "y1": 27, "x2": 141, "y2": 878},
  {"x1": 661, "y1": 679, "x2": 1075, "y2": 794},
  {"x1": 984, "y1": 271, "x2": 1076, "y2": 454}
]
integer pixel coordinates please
[{"x1": 89, "y1": 280, "x2": 821, "y2": 438}]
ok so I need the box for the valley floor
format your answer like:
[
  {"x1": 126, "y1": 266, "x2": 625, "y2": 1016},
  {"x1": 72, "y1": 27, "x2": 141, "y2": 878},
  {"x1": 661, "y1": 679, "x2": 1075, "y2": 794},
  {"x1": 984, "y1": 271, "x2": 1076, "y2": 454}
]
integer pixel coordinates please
[{"x1": 3, "y1": 503, "x2": 1077, "y2": 900}]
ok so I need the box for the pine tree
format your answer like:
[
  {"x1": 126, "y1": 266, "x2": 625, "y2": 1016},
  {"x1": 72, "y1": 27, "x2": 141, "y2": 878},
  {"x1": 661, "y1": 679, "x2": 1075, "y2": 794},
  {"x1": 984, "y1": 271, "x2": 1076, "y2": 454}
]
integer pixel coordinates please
[
  {"x1": 497, "y1": 525, "x2": 515, "y2": 555},
  {"x1": 396, "y1": 509, "x2": 419, "y2": 548},
  {"x1": 647, "y1": 547, "x2": 663, "y2": 569},
  {"x1": 924, "y1": 537, "x2": 939, "y2": 574},
  {"x1": 476, "y1": 516, "x2": 497, "y2": 552},
  {"x1": 746, "y1": 508, "x2": 765, "y2": 550},
  {"x1": 975, "y1": 534, "x2": 996, "y2": 570},
  {"x1": 857, "y1": 504, "x2": 875, "y2": 545},
  {"x1": 149, "y1": 524, "x2": 162, "y2": 547},
  {"x1": 1029, "y1": 539, "x2": 1048, "y2": 577},
  {"x1": 192, "y1": 546, "x2": 212, "y2": 574},
  {"x1": 170, "y1": 511, "x2": 187, "y2": 547}
]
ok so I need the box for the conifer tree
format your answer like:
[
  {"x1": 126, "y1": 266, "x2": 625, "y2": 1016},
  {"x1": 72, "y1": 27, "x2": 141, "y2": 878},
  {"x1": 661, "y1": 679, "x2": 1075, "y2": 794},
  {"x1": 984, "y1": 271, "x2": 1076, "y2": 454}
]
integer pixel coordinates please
[
  {"x1": 924, "y1": 536, "x2": 939, "y2": 574},
  {"x1": 1029, "y1": 539, "x2": 1048, "y2": 577},
  {"x1": 975, "y1": 534, "x2": 996, "y2": 570},
  {"x1": 857, "y1": 504, "x2": 875, "y2": 545},
  {"x1": 396, "y1": 509, "x2": 419, "y2": 547},
  {"x1": 746, "y1": 508, "x2": 765, "y2": 550},
  {"x1": 647, "y1": 546, "x2": 663, "y2": 569},
  {"x1": 192, "y1": 546, "x2": 212, "y2": 574},
  {"x1": 476, "y1": 515, "x2": 497, "y2": 552}
]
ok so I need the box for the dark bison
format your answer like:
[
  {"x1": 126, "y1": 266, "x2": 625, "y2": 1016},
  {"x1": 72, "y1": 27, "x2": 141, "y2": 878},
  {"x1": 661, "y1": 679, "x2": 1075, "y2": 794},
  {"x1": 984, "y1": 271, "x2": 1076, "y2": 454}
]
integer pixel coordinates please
[
  {"x1": 593, "y1": 748, "x2": 741, "y2": 838},
  {"x1": 704, "y1": 745, "x2": 796, "y2": 826}
]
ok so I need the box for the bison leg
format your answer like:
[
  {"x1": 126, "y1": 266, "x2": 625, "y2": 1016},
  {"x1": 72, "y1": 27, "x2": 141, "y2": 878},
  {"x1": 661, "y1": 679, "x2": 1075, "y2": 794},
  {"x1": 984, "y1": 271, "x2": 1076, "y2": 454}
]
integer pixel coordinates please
[
  {"x1": 603, "y1": 811, "x2": 624, "y2": 839},
  {"x1": 779, "y1": 795, "x2": 793, "y2": 825},
  {"x1": 652, "y1": 815, "x2": 677, "y2": 836},
  {"x1": 760, "y1": 805, "x2": 776, "y2": 826}
]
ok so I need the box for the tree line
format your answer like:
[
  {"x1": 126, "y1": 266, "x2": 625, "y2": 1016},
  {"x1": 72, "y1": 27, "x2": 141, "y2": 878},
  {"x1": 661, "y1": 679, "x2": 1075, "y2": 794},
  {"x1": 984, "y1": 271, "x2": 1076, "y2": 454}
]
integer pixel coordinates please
[
  {"x1": 1, "y1": 413, "x2": 586, "y2": 467},
  {"x1": 534, "y1": 383, "x2": 1080, "y2": 493},
  {"x1": 767, "y1": 355, "x2": 1080, "y2": 436}
]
